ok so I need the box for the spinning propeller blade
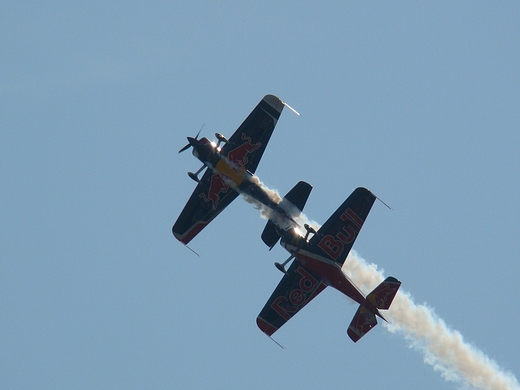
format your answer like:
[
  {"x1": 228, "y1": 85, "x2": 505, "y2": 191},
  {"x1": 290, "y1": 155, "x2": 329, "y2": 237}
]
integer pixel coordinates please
[
  {"x1": 178, "y1": 123, "x2": 205, "y2": 153},
  {"x1": 178, "y1": 143, "x2": 191, "y2": 153}
]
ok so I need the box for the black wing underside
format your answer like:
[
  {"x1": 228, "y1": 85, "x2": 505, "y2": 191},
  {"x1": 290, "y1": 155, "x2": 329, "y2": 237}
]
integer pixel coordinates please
[
  {"x1": 220, "y1": 94, "x2": 284, "y2": 174},
  {"x1": 172, "y1": 168, "x2": 239, "y2": 244},
  {"x1": 172, "y1": 95, "x2": 284, "y2": 244},
  {"x1": 256, "y1": 260, "x2": 327, "y2": 336},
  {"x1": 308, "y1": 187, "x2": 376, "y2": 266}
]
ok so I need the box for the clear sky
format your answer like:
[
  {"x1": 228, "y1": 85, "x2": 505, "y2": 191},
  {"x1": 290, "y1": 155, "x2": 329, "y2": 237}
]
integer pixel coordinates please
[{"x1": 2, "y1": 2, "x2": 519, "y2": 389}]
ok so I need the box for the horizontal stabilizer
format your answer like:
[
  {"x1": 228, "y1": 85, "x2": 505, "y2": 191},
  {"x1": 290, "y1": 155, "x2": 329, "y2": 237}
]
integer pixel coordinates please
[
  {"x1": 367, "y1": 276, "x2": 401, "y2": 310},
  {"x1": 261, "y1": 220, "x2": 279, "y2": 249},
  {"x1": 347, "y1": 306, "x2": 377, "y2": 343},
  {"x1": 282, "y1": 181, "x2": 312, "y2": 212},
  {"x1": 347, "y1": 277, "x2": 401, "y2": 342},
  {"x1": 261, "y1": 181, "x2": 313, "y2": 248}
]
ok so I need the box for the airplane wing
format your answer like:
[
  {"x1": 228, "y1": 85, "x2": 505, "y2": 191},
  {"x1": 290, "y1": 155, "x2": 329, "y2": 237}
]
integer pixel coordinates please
[
  {"x1": 173, "y1": 95, "x2": 284, "y2": 244},
  {"x1": 256, "y1": 260, "x2": 327, "y2": 336},
  {"x1": 308, "y1": 187, "x2": 376, "y2": 266},
  {"x1": 220, "y1": 95, "x2": 284, "y2": 174},
  {"x1": 172, "y1": 168, "x2": 239, "y2": 244}
]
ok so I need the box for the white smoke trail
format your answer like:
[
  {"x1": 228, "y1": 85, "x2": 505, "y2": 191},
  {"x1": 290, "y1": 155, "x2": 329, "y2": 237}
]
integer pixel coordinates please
[
  {"x1": 217, "y1": 170, "x2": 286, "y2": 225},
  {"x1": 342, "y1": 251, "x2": 520, "y2": 390},
  {"x1": 247, "y1": 175, "x2": 282, "y2": 204},
  {"x1": 240, "y1": 185, "x2": 288, "y2": 228},
  {"x1": 239, "y1": 177, "x2": 320, "y2": 232},
  {"x1": 240, "y1": 193, "x2": 293, "y2": 230},
  {"x1": 237, "y1": 178, "x2": 518, "y2": 388}
]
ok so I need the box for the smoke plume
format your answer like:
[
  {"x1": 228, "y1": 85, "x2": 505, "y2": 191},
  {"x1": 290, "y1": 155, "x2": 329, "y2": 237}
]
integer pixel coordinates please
[
  {"x1": 241, "y1": 180, "x2": 518, "y2": 388},
  {"x1": 246, "y1": 191, "x2": 518, "y2": 389},
  {"x1": 342, "y1": 252, "x2": 520, "y2": 390},
  {"x1": 240, "y1": 177, "x2": 318, "y2": 231}
]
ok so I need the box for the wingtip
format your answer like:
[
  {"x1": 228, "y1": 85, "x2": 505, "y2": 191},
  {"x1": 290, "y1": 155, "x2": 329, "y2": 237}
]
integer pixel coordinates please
[{"x1": 262, "y1": 94, "x2": 284, "y2": 113}]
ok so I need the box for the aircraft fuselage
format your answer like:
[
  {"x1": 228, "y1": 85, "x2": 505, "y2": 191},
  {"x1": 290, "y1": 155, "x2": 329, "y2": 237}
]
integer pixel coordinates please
[
  {"x1": 189, "y1": 137, "x2": 292, "y2": 220},
  {"x1": 280, "y1": 232, "x2": 382, "y2": 317}
]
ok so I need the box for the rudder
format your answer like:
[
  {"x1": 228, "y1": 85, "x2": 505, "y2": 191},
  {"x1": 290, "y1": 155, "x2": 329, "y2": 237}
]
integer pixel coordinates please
[
  {"x1": 347, "y1": 276, "x2": 401, "y2": 342},
  {"x1": 367, "y1": 276, "x2": 401, "y2": 310}
]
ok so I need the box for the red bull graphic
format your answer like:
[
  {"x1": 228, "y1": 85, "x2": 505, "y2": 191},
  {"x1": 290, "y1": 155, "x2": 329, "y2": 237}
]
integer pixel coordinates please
[
  {"x1": 270, "y1": 266, "x2": 324, "y2": 321},
  {"x1": 226, "y1": 133, "x2": 261, "y2": 166},
  {"x1": 317, "y1": 208, "x2": 363, "y2": 261},
  {"x1": 199, "y1": 174, "x2": 229, "y2": 210},
  {"x1": 199, "y1": 133, "x2": 261, "y2": 210}
]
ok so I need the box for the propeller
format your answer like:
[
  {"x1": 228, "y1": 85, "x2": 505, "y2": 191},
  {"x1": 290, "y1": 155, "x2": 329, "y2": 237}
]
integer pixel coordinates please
[
  {"x1": 178, "y1": 142, "x2": 192, "y2": 154},
  {"x1": 178, "y1": 123, "x2": 204, "y2": 153}
]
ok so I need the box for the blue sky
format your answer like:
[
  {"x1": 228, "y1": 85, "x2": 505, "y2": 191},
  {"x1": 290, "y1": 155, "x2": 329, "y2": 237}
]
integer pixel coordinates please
[{"x1": 2, "y1": 2, "x2": 519, "y2": 389}]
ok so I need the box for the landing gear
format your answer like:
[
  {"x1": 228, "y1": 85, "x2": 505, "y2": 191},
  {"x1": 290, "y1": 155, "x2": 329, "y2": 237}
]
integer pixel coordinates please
[
  {"x1": 274, "y1": 224, "x2": 318, "y2": 274},
  {"x1": 187, "y1": 165, "x2": 206, "y2": 183},
  {"x1": 303, "y1": 223, "x2": 317, "y2": 236},
  {"x1": 275, "y1": 261, "x2": 289, "y2": 274},
  {"x1": 215, "y1": 132, "x2": 229, "y2": 148},
  {"x1": 274, "y1": 250, "x2": 296, "y2": 274}
]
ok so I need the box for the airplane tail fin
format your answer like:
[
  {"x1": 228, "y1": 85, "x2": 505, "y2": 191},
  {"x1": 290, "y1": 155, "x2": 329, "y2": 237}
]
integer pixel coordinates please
[
  {"x1": 347, "y1": 276, "x2": 401, "y2": 342},
  {"x1": 261, "y1": 181, "x2": 312, "y2": 248},
  {"x1": 366, "y1": 276, "x2": 401, "y2": 310}
]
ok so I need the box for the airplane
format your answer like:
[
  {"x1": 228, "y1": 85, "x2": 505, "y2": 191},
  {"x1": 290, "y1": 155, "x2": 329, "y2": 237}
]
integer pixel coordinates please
[
  {"x1": 173, "y1": 94, "x2": 297, "y2": 245},
  {"x1": 256, "y1": 183, "x2": 401, "y2": 342}
]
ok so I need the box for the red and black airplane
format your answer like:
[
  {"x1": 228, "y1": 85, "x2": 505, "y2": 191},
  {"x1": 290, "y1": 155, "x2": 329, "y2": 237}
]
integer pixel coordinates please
[
  {"x1": 173, "y1": 94, "x2": 297, "y2": 245},
  {"x1": 173, "y1": 95, "x2": 400, "y2": 342},
  {"x1": 257, "y1": 183, "x2": 401, "y2": 342}
]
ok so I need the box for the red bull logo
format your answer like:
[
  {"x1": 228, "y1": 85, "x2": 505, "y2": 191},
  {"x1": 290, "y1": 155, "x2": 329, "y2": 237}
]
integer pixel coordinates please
[
  {"x1": 199, "y1": 174, "x2": 229, "y2": 210},
  {"x1": 317, "y1": 208, "x2": 364, "y2": 261},
  {"x1": 199, "y1": 133, "x2": 261, "y2": 210},
  {"x1": 226, "y1": 133, "x2": 261, "y2": 166},
  {"x1": 270, "y1": 266, "x2": 323, "y2": 321}
]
